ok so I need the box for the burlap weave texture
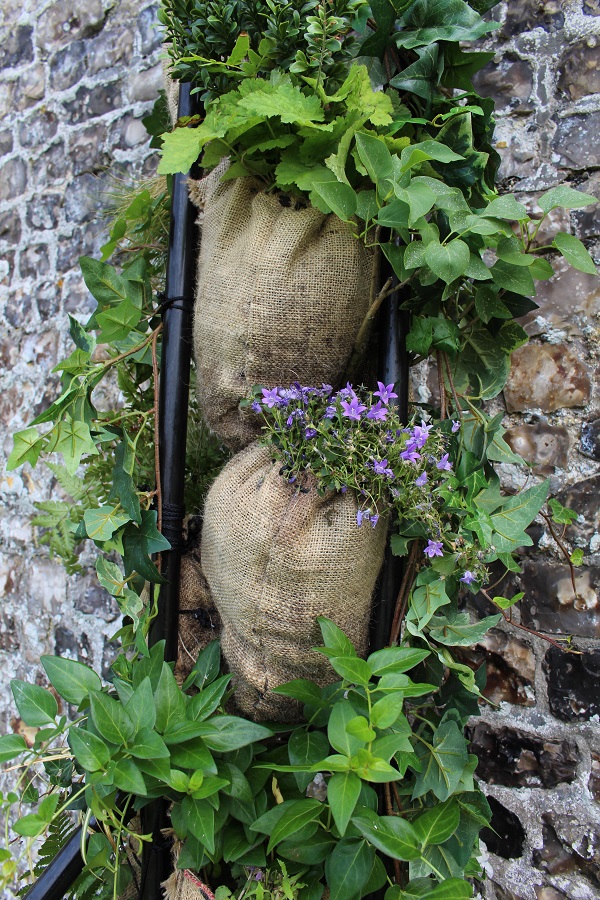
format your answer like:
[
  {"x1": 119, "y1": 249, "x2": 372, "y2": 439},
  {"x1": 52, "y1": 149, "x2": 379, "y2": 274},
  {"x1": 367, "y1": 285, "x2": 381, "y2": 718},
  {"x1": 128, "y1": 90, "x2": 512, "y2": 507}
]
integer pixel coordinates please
[
  {"x1": 201, "y1": 443, "x2": 387, "y2": 722},
  {"x1": 192, "y1": 171, "x2": 374, "y2": 450}
]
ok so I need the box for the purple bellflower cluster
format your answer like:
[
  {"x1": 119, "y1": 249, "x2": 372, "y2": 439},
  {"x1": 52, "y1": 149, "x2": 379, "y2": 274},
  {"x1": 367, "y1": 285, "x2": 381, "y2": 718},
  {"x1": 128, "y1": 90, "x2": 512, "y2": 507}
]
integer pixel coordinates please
[{"x1": 247, "y1": 382, "x2": 482, "y2": 584}]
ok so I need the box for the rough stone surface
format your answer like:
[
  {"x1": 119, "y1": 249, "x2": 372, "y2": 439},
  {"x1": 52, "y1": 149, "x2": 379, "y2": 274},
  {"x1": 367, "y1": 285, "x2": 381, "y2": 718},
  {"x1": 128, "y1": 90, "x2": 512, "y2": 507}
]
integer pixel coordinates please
[
  {"x1": 556, "y1": 475, "x2": 600, "y2": 553},
  {"x1": 469, "y1": 723, "x2": 579, "y2": 788},
  {"x1": 581, "y1": 419, "x2": 600, "y2": 459},
  {"x1": 504, "y1": 343, "x2": 592, "y2": 413},
  {"x1": 519, "y1": 560, "x2": 600, "y2": 637},
  {"x1": 553, "y1": 113, "x2": 600, "y2": 171},
  {"x1": 504, "y1": 424, "x2": 570, "y2": 474},
  {"x1": 559, "y1": 39, "x2": 600, "y2": 101},
  {"x1": 482, "y1": 796, "x2": 527, "y2": 859},
  {"x1": 544, "y1": 648, "x2": 600, "y2": 720}
]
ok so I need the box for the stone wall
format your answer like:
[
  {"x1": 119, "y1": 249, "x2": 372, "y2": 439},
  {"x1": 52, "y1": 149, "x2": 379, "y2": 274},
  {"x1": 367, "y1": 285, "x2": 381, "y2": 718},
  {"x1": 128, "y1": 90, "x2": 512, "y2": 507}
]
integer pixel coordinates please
[{"x1": 0, "y1": 1, "x2": 600, "y2": 899}]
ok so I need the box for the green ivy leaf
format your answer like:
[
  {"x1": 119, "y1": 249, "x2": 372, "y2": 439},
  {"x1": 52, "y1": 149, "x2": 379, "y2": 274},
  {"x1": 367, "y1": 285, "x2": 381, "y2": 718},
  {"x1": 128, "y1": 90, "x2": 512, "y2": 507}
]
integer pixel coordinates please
[
  {"x1": 412, "y1": 720, "x2": 469, "y2": 801},
  {"x1": 413, "y1": 799, "x2": 460, "y2": 847},
  {"x1": 80, "y1": 257, "x2": 130, "y2": 308},
  {"x1": 11, "y1": 681, "x2": 57, "y2": 727},
  {"x1": 424, "y1": 240, "x2": 470, "y2": 284},
  {"x1": 41, "y1": 656, "x2": 101, "y2": 706},
  {"x1": 483, "y1": 195, "x2": 529, "y2": 221},
  {"x1": 47, "y1": 417, "x2": 99, "y2": 475},
  {"x1": 96, "y1": 297, "x2": 143, "y2": 343},
  {"x1": 427, "y1": 611, "x2": 501, "y2": 647},
  {"x1": 489, "y1": 481, "x2": 549, "y2": 552},
  {"x1": 84, "y1": 506, "x2": 130, "y2": 542},
  {"x1": 490, "y1": 260, "x2": 536, "y2": 297},
  {"x1": 311, "y1": 181, "x2": 358, "y2": 221},
  {"x1": 491, "y1": 592, "x2": 524, "y2": 610},
  {"x1": 552, "y1": 233, "x2": 598, "y2": 275},
  {"x1": 7, "y1": 428, "x2": 46, "y2": 470}
]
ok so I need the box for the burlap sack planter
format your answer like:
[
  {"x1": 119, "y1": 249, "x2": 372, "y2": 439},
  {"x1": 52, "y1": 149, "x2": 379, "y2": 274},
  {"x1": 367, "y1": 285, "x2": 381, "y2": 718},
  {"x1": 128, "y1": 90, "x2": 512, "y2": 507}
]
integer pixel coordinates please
[
  {"x1": 201, "y1": 443, "x2": 388, "y2": 722},
  {"x1": 191, "y1": 169, "x2": 375, "y2": 450},
  {"x1": 175, "y1": 548, "x2": 221, "y2": 684}
]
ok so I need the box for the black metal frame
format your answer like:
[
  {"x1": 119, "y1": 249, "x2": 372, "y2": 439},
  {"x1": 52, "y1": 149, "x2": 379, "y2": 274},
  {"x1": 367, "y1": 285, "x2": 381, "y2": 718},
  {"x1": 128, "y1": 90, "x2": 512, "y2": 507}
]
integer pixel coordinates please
[{"x1": 23, "y1": 81, "x2": 409, "y2": 900}]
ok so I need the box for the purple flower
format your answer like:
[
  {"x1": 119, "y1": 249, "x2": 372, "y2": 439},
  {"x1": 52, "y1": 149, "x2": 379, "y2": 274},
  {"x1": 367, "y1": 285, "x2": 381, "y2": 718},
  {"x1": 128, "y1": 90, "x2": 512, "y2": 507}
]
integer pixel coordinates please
[
  {"x1": 262, "y1": 387, "x2": 287, "y2": 408},
  {"x1": 340, "y1": 485, "x2": 347, "y2": 493},
  {"x1": 366, "y1": 401, "x2": 388, "y2": 421},
  {"x1": 338, "y1": 382, "x2": 358, "y2": 402},
  {"x1": 357, "y1": 508, "x2": 371, "y2": 527},
  {"x1": 451, "y1": 420, "x2": 461, "y2": 433},
  {"x1": 321, "y1": 383, "x2": 333, "y2": 396},
  {"x1": 411, "y1": 421, "x2": 432, "y2": 449},
  {"x1": 415, "y1": 471, "x2": 428, "y2": 487},
  {"x1": 305, "y1": 427, "x2": 317, "y2": 439},
  {"x1": 341, "y1": 397, "x2": 367, "y2": 421},
  {"x1": 251, "y1": 400, "x2": 262, "y2": 414},
  {"x1": 374, "y1": 381, "x2": 398, "y2": 405},
  {"x1": 286, "y1": 409, "x2": 305, "y2": 427},
  {"x1": 436, "y1": 453, "x2": 453, "y2": 472},
  {"x1": 401, "y1": 447, "x2": 421, "y2": 463},
  {"x1": 460, "y1": 570, "x2": 477, "y2": 585},
  {"x1": 370, "y1": 513, "x2": 380, "y2": 528},
  {"x1": 372, "y1": 458, "x2": 389, "y2": 475},
  {"x1": 424, "y1": 540, "x2": 444, "y2": 558},
  {"x1": 324, "y1": 405, "x2": 337, "y2": 419}
]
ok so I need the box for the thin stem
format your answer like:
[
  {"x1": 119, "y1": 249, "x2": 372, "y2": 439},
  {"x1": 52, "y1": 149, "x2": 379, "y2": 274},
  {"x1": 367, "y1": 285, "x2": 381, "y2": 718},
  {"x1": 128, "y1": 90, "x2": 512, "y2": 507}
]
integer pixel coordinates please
[
  {"x1": 152, "y1": 328, "x2": 162, "y2": 537},
  {"x1": 442, "y1": 352, "x2": 463, "y2": 420},
  {"x1": 436, "y1": 350, "x2": 447, "y2": 420},
  {"x1": 101, "y1": 325, "x2": 162, "y2": 370},
  {"x1": 540, "y1": 511, "x2": 578, "y2": 597},
  {"x1": 480, "y1": 589, "x2": 580, "y2": 652},
  {"x1": 388, "y1": 540, "x2": 421, "y2": 646}
]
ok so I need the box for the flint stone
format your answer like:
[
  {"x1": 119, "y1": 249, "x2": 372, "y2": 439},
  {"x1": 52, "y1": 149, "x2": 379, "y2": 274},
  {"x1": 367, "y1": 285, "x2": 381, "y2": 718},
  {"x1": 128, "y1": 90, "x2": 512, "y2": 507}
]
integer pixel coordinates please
[
  {"x1": 49, "y1": 40, "x2": 87, "y2": 91},
  {"x1": 559, "y1": 39, "x2": 600, "y2": 102},
  {"x1": 584, "y1": 0, "x2": 600, "y2": 13},
  {"x1": 36, "y1": 0, "x2": 106, "y2": 51},
  {"x1": 520, "y1": 257, "x2": 600, "y2": 336},
  {"x1": 557, "y1": 475, "x2": 600, "y2": 553},
  {"x1": 505, "y1": 424, "x2": 569, "y2": 474},
  {"x1": 19, "y1": 110, "x2": 58, "y2": 148},
  {"x1": 36, "y1": 283, "x2": 61, "y2": 321},
  {"x1": 138, "y1": 4, "x2": 163, "y2": 55},
  {"x1": 590, "y1": 754, "x2": 600, "y2": 802},
  {"x1": 539, "y1": 813, "x2": 600, "y2": 885},
  {"x1": 64, "y1": 82, "x2": 123, "y2": 124},
  {"x1": 500, "y1": 0, "x2": 564, "y2": 36},
  {"x1": 73, "y1": 573, "x2": 119, "y2": 622},
  {"x1": 472, "y1": 58, "x2": 533, "y2": 113},
  {"x1": 519, "y1": 560, "x2": 600, "y2": 638},
  {"x1": 0, "y1": 209, "x2": 22, "y2": 244},
  {"x1": 457, "y1": 629, "x2": 535, "y2": 706},
  {"x1": 70, "y1": 123, "x2": 109, "y2": 175},
  {"x1": 534, "y1": 821, "x2": 581, "y2": 878},
  {"x1": 129, "y1": 64, "x2": 163, "y2": 102},
  {"x1": 481, "y1": 796, "x2": 526, "y2": 859},
  {"x1": 468, "y1": 722, "x2": 579, "y2": 788},
  {"x1": 534, "y1": 889, "x2": 567, "y2": 900},
  {"x1": 544, "y1": 647, "x2": 600, "y2": 720},
  {"x1": 0, "y1": 614, "x2": 19, "y2": 653},
  {"x1": 54, "y1": 626, "x2": 91, "y2": 662},
  {"x1": 26, "y1": 193, "x2": 62, "y2": 231},
  {"x1": 0, "y1": 157, "x2": 27, "y2": 202},
  {"x1": 0, "y1": 24, "x2": 34, "y2": 69},
  {"x1": 0, "y1": 130, "x2": 13, "y2": 155},
  {"x1": 581, "y1": 419, "x2": 600, "y2": 459},
  {"x1": 504, "y1": 343, "x2": 592, "y2": 413},
  {"x1": 14, "y1": 64, "x2": 46, "y2": 106},
  {"x1": 32, "y1": 140, "x2": 69, "y2": 186},
  {"x1": 86, "y1": 28, "x2": 132, "y2": 75},
  {"x1": 553, "y1": 114, "x2": 600, "y2": 170},
  {"x1": 19, "y1": 244, "x2": 51, "y2": 280}
]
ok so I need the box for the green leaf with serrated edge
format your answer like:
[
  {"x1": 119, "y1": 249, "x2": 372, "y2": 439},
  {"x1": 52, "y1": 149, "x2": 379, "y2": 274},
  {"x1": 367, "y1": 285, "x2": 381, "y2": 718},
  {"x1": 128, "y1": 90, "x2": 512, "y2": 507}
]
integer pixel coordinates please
[
  {"x1": 354, "y1": 812, "x2": 421, "y2": 861},
  {"x1": 96, "y1": 557, "x2": 126, "y2": 597},
  {"x1": 154, "y1": 662, "x2": 186, "y2": 734},
  {"x1": 112, "y1": 758, "x2": 147, "y2": 795},
  {"x1": 11, "y1": 681, "x2": 57, "y2": 727},
  {"x1": 47, "y1": 418, "x2": 99, "y2": 475},
  {"x1": 41, "y1": 656, "x2": 101, "y2": 705},
  {"x1": 553, "y1": 232, "x2": 598, "y2": 275},
  {"x1": 370, "y1": 693, "x2": 404, "y2": 729},
  {"x1": 84, "y1": 506, "x2": 129, "y2": 542},
  {"x1": 122, "y1": 521, "x2": 166, "y2": 584},
  {"x1": 311, "y1": 181, "x2": 357, "y2": 222},
  {"x1": 427, "y1": 612, "x2": 501, "y2": 646},
  {"x1": 110, "y1": 455, "x2": 142, "y2": 524},
  {"x1": 289, "y1": 728, "x2": 330, "y2": 791},
  {"x1": 492, "y1": 592, "x2": 524, "y2": 610},
  {"x1": 68, "y1": 728, "x2": 110, "y2": 772},
  {"x1": 538, "y1": 185, "x2": 597, "y2": 214},
  {"x1": 328, "y1": 701, "x2": 364, "y2": 757},
  {"x1": 128, "y1": 728, "x2": 170, "y2": 759},
  {"x1": 329, "y1": 656, "x2": 372, "y2": 686},
  {"x1": 413, "y1": 799, "x2": 460, "y2": 847},
  {"x1": 7, "y1": 427, "x2": 46, "y2": 470},
  {"x1": 187, "y1": 675, "x2": 231, "y2": 721},
  {"x1": 325, "y1": 838, "x2": 374, "y2": 900},
  {"x1": 489, "y1": 481, "x2": 549, "y2": 552},
  {"x1": 266, "y1": 799, "x2": 323, "y2": 853},
  {"x1": 89, "y1": 691, "x2": 135, "y2": 744},
  {"x1": 412, "y1": 720, "x2": 469, "y2": 802},
  {"x1": 317, "y1": 616, "x2": 356, "y2": 657},
  {"x1": 367, "y1": 647, "x2": 430, "y2": 675},
  {"x1": 0, "y1": 733, "x2": 27, "y2": 763},
  {"x1": 424, "y1": 240, "x2": 470, "y2": 284},
  {"x1": 238, "y1": 81, "x2": 325, "y2": 126},
  {"x1": 328, "y1": 771, "x2": 362, "y2": 837},
  {"x1": 158, "y1": 127, "x2": 203, "y2": 175}
]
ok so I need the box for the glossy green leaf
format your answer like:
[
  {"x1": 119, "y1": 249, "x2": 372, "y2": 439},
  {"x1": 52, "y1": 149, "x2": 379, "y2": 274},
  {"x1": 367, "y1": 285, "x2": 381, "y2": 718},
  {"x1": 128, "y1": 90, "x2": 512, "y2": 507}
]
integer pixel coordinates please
[
  {"x1": 84, "y1": 506, "x2": 130, "y2": 542},
  {"x1": 368, "y1": 646, "x2": 430, "y2": 675},
  {"x1": 370, "y1": 693, "x2": 404, "y2": 729},
  {"x1": 329, "y1": 656, "x2": 372, "y2": 686},
  {"x1": 267, "y1": 798, "x2": 323, "y2": 852},
  {"x1": 328, "y1": 771, "x2": 362, "y2": 836},
  {"x1": 489, "y1": 480, "x2": 549, "y2": 553},
  {"x1": 553, "y1": 233, "x2": 597, "y2": 275},
  {"x1": 154, "y1": 662, "x2": 187, "y2": 734},
  {"x1": 68, "y1": 728, "x2": 110, "y2": 772},
  {"x1": 0, "y1": 733, "x2": 27, "y2": 763},
  {"x1": 89, "y1": 690, "x2": 135, "y2": 745},
  {"x1": 538, "y1": 185, "x2": 597, "y2": 213},
  {"x1": 424, "y1": 240, "x2": 470, "y2": 284},
  {"x1": 413, "y1": 799, "x2": 460, "y2": 846},
  {"x1": 112, "y1": 758, "x2": 147, "y2": 795},
  {"x1": 41, "y1": 656, "x2": 101, "y2": 706},
  {"x1": 354, "y1": 813, "x2": 421, "y2": 861},
  {"x1": 328, "y1": 701, "x2": 364, "y2": 757},
  {"x1": 325, "y1": 838, "x2": 374, "y2": 900},
  {"x1": 47, "y1": 418, "x2": 99, "y2": 475},
  {"x1": 317, "y1": 617, "x2": 357, "y2": 657},
  {"x1": 289, "y1": 728, "x2": 330, "y2": 791},
  {"x1": 311, "y1": 181, "x2": 358, "y2": 221},
  {"x1": 412, "y1": 720, "x2": 469, "y2": 801},
  {"x1": 128, "y1": 728, "x2": 170, "y2": 759},
  {"x1": 79, "y1": 257, "x2": 130, "y2": 308},
  {"x1": 7, "y1": 428, "x2": 46, "y2": 470},
  {"x1": 11, "y1": 681, "x2": 57, "y2": 727},
  {"x1": 483, "y1": 195, "x2": 529, "y2": 221}
]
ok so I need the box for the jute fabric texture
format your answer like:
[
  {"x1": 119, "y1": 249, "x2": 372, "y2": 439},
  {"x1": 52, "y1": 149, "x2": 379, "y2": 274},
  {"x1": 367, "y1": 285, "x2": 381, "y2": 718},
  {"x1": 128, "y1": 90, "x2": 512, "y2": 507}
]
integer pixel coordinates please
[
  {"x1": 201, "y1": 443, "x2": 388, "y2": 722},
  {"x1": 191, "y1": 169, "x2": 375, "y2": 450},
  {"x1": 175, "y1": 548, "x2": 221, "y2": 684}
]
